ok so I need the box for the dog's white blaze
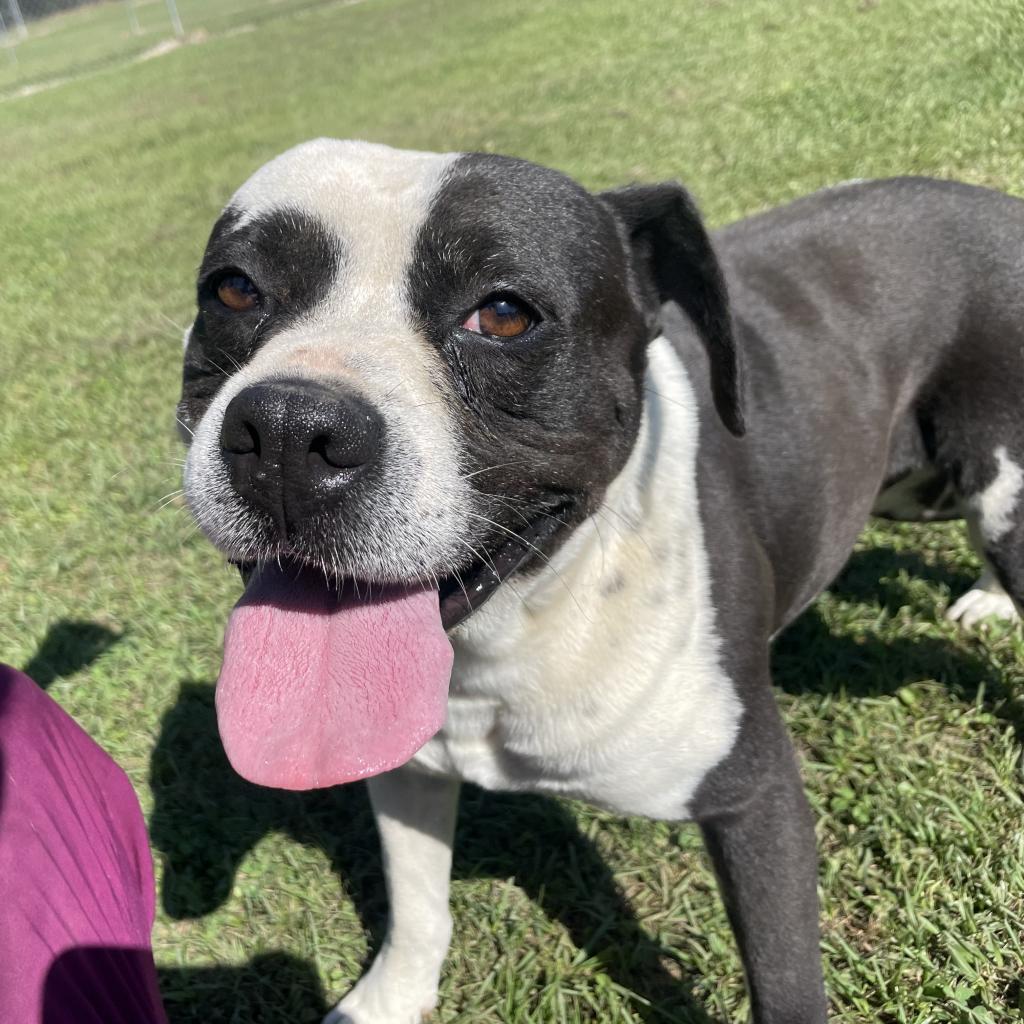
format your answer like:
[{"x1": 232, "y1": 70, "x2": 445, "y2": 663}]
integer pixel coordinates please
[
  {"x1": 231, "y1": 139, "x2": 457, "y2": 321},
  {"x1": 410, "y1": 337, "x2": 742, "y2": 819},
  {"x1": 183, "y1": 140, "x2": 476, "y2": 579},
  {"x1": 973, "y1": 445, "x2": 1023, "y2": 542}
]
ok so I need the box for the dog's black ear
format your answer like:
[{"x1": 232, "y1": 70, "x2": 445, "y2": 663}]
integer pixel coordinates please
[{"x1": 600, "y1": 182, "x2": 744, "y2": 437}]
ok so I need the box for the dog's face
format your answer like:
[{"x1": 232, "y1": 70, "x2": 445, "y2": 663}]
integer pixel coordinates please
[
  {"x1": 180, "y1": 139, "x2": 739, "y2": 626},
  {"x1": 179, "y1": 139, "x2": 741, "y2": 789}
]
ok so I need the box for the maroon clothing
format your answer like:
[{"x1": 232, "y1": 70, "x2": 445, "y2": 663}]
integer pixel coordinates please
[{"x1": 0, "y1": 665, "x2": 167, "y2": 1023}]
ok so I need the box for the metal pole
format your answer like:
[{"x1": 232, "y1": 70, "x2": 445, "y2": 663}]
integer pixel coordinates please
[
  {"x1": 126, "y1": 0, "x2": 141, "y2": 35},
  {"x1": 0, "y1": 6, "x2": 16, "y2": 67},
  {"x1": 7, "y1": 0, "x2": 26, "y2": 41},
  {"x1": 164, "y1": 0, "x2": 183, "y2": 37}
]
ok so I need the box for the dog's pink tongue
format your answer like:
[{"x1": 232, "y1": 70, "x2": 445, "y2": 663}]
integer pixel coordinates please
[{"x1": 215, "y1": 563, "x2": 452, "y2": 790}]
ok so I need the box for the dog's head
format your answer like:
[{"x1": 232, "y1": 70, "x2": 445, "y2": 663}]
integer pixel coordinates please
[{"x1": 179, "y1": 139, "x2": 740, "y2": 790}]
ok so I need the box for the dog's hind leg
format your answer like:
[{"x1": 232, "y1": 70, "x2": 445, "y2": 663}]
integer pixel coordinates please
[
  {"x1": 326, "y1": 768, "x2": 460, "y2": 1024},
  {"x1": 945, "y1": 445, "x2": 1024, "y2": 629}
]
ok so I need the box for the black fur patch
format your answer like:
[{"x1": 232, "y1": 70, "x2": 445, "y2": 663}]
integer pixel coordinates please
[
  {"x1": 178, "y1": 207, "x2": 342, "y2": 437},
  {"x1": 406, "y1": 153, "x2": 649, "y2": 558}
]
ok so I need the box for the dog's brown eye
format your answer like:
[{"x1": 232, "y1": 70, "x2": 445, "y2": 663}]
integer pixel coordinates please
[
  {"x1": 462, "y1": 297, "x2": 535, "y2": 338},
  {"x1": 216, "y1": 274, "x2": 260, "y2": 312}
]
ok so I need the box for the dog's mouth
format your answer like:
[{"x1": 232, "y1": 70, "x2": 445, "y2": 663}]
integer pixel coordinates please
[
  {"x1": 436, "y1": 498, "x2": 571, "y2": 629},
  {"x1": 216, "y1": 501, "x2": 571, "y2": 792}
]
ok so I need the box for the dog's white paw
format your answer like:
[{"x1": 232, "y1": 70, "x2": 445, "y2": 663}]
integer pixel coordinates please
[
  {"x1": 946, "y1": 573, "x2": 1021, "y2": 629},
  {"x1": 323, "y1": 969, "x2": 438, "y2": 1024}
]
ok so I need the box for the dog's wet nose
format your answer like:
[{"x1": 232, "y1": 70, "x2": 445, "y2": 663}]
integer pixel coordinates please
[{"x1": 219, "y1": 378, "x2": 383, "y2": 534}]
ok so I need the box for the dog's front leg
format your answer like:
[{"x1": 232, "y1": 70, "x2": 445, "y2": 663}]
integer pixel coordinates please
[
  {"x1": 326, "y1": 767, "x2": 460, "y2": 1024},
  {"x1": 698, "y1": 728, "x2": 827, "y2": 1024}
]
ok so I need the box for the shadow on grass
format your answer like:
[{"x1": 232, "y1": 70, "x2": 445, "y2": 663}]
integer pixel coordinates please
[
  {"x1": 461, "y1": 788, "x2": 714, "y2": 1022},
  {"x1": 773, "y1": 545, "x2": 1024, "y2": 740},
  {"x1": 826, "y1": 544, "x2": 971, "y2": 614},
  {"x1": 157, "y1": 952, "x2": 329, "y2": 1024},
  {"x1": 44, "y1": 947, "x2": 333, "y2": 1024},
  {"x1": 20, "y1": 620, "x2": 121, "y2": 690},
  {"x1": 149, "y1": 683, "x2": 712, "y2": 1023}
]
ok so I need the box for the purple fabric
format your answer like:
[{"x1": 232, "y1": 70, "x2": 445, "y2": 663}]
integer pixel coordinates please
[{"x1": 0, "y1": 665, "x2": 167, "y2": 1024}]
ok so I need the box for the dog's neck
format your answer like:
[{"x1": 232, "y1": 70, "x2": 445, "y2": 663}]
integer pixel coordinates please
[
  {"x1": 451, "y1": 334, "x2": 717, "y2": 682},
  {"x1": 437, "y1": 336, "x2": 739, "y2": 817}
]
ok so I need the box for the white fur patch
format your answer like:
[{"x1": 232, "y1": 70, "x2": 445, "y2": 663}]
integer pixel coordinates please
[
  {"x1": 946, "y1": 568, "x2": 1020, "y2": 628},
  {"x1": 230, "y1": 139, "x2": 457, "y2": 322},
  {"x1": 410, "y1": 337, "x2": 742, "y2": 820},
  {"x1": 972, "y1": 446, "x2": 1024, "y2": 542},
  {"x1": 327, "y1": 770, "x2": 459, "y2": 1024}
]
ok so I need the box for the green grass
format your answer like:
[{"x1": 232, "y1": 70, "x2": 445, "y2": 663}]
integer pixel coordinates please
[
  {"x1": 2, "y1": 0, "x2": 1024, "y2": 1020},
  {"x1": 0, "y1": 0, "x2": 350, "y2": 96}
]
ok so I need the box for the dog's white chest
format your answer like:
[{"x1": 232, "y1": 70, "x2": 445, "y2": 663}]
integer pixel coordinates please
[
  {"x1": 410, "y1": 339, "x2": 742, "y2": 820},
  {"x1": 412, "y1": 634, "x2": 739, "y2": 819}
]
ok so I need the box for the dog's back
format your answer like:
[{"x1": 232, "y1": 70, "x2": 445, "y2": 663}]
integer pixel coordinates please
[{"x1": 684, "y1": 178, "x2": 1024, "y2": 629}]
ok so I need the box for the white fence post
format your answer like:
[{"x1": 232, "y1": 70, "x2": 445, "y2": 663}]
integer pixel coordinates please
[
  {"x1": 165, "y1": 0, "x2": 184, "y2": 37},
  {"x1": 126, "y1": 0, "x2": 141, "y2": 35},
  {"x1": 7, "y1": 0, "x2": 26, "y2": 41},
  {"x1": 0, "y1": 5, "x2": 16, "y2": 67}
]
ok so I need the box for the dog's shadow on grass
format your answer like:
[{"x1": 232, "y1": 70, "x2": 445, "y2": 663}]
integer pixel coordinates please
[
  {"x1": 773, "y1": 545, "x2": 1024, "y2": 740},
  {"x1": 156, "y1": 952, "x2": 330, "y2": 1024},
  {"x1": 149, "y1": 684, "x2": 713, "y2": 1023},
  {"x1": 42, "y1": 947, "x2": 329, "y2": 1024}
]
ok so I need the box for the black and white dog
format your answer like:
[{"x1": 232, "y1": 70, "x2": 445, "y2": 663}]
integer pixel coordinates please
[{"x1": 178, "y1": 139, "x2": 1024, "y2": 1023}]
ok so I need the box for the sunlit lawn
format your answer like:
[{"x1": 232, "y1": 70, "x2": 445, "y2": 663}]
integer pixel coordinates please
[{"x1": 3, "y1": 0, "x2": 1024, "y2": 1020}]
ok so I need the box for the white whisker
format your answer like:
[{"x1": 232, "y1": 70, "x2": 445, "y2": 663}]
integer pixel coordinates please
[
  {"x1": 460, "y1": 460, "x2": 531, "y2": 481},
  {"x1": 462, "y1": 510, "x2": 588, "y2": 620}
]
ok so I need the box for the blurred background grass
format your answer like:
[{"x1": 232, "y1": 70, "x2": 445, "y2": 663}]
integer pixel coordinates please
[{"x1": 2, "y1": 0, "x2": 1024, "y2": 1020}]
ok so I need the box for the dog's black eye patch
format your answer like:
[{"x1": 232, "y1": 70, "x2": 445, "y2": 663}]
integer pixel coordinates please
[
  {"x1": 179, "y1": 207, "x2": 343, "y2": 435},
  {"x1": 196, "y1": 206, "x2": 341, "y2": 319}
]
